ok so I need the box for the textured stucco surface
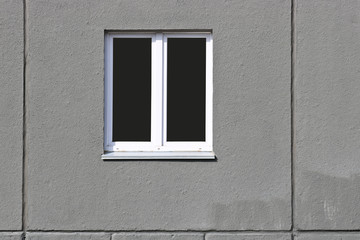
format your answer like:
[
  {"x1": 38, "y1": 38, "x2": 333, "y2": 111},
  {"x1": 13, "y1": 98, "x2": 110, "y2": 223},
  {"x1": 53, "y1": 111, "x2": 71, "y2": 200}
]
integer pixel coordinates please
[
  {"x1": 295, "y1": 233, "x2": 360, "y2": 240},
  {"x1": 112, "y1": 233, "x2": 203, "y2": 240},
  {"x1": 0, "y1": 0, "x2": 23, "y2": 230},
  {"x1": 3, "y1": 0, "x2": 360, "y2": 237},
  {"x1": 0, "y1": 233, "x2": 22, "y2": 240},
  {"x1": 206, "y1": 233, "x2": 291, "y2": 240},
  {"x1": 27, "y1": 233, "x2": 110, "y2": 240},
  {"x1": 295, "y1": 0, "x2": 360, "y2": 230},
  {"x1": 26, "y1": 0, "x2": 291, "y2": 231}
]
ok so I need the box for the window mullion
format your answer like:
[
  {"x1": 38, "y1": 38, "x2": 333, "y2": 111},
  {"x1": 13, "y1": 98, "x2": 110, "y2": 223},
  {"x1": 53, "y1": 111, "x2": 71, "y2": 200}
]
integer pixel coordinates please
[
  {"x1": 151, "y1": 33, "x2": 163, "y2": 148},
  {"x1": 162, "y1": 35, "x2": 168, "y2": 147}
]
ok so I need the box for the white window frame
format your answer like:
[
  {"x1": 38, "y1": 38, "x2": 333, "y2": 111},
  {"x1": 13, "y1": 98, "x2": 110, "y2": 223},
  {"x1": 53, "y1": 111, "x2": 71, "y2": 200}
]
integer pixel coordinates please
[{"x1": 103, "y1": 32, "x2": 214, "y2": 160}]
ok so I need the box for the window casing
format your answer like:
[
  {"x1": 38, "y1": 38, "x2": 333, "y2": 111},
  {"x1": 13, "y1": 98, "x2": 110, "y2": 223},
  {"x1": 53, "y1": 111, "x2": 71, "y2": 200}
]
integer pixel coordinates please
[{"x1": 103, "y1": 32, "x2": 214, "y2": 159}]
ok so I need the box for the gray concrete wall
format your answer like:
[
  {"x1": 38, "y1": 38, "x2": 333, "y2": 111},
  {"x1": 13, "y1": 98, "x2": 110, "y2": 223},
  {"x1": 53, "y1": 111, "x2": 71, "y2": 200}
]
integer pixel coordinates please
[
  {"x1": 0, "y1": 0, "x2": 23, "y2": 231},
  {"x1": 1, "y1": 0, "x2": 360, "y2": 239},
  {"x1": 295, "y1": 0, "x2": 360, "y2": 230},
  {"x1": 26, "y1": 0, "x2": 291, "y2": 231}
]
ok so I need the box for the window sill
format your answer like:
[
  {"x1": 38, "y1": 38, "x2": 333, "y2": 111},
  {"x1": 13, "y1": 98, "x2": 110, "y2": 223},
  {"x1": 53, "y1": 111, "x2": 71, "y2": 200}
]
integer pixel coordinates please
[{"x1": 102, "y1": 151, "x2": 216, "y2": 160}]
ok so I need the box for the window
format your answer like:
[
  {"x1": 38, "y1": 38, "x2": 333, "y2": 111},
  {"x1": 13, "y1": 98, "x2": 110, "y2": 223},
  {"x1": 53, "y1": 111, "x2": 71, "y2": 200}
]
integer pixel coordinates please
[{"x1": 102, "y1": 32, "x2": 214, "y2": 159}]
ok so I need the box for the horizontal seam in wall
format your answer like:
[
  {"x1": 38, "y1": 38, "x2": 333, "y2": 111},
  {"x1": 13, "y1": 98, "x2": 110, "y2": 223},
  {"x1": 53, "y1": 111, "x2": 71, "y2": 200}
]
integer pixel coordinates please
[
  {"x1": 18, "y1": 230, "x2": 360, "y2": 234},
  {"x1": 25, "y1": 230, "x2": 292, "y2": 233}
]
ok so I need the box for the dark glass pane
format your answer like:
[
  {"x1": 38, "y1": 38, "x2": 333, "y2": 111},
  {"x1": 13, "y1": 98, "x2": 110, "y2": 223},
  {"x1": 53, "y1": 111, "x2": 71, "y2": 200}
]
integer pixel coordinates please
[
  {"x1": 167, "y1": 38, "x2": 206, "y2": 141},
  {"x1": 112, "y1": 38, "x2": 151, "y2": 141}
]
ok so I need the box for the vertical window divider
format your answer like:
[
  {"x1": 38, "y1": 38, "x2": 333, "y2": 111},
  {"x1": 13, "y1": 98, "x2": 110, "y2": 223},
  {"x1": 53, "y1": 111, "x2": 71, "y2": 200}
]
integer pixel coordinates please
[
  {"x1": 161, "y1": 33, "x2": 165, "y2": 147},
  {"x1": 162, "y1": 35, "x2": 168, "y2": 148},
  {"x1": 152, "y1": 33, "x2": 163, "y2": 149}
]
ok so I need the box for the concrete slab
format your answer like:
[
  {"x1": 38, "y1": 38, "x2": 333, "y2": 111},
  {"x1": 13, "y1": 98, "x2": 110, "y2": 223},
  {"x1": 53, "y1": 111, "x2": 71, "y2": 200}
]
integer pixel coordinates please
[
  {"x1": 27, "y1": 233, "x2": 110, "y2": 240},
  {"x1": 112, "y1": 233, "x2": 203, "y2": 240},
  {"x1": 0, "y1": 0, "x2": 23, "y2": 230},
  {"x1": 0, "y1": 233, "x2": 22, "y2": 240},
  {"x1": 295, "y1": 0, "x2": 360, "y2": 230},
  {"x1": 296, "y1": 233, "x2": 360, "y2": 240},
  {"x1": 26, "y1": 0, "x2": 291, "y2": 230},
  {"x1": 206, "y1": 233, "x2": 291, "y2": 240}
]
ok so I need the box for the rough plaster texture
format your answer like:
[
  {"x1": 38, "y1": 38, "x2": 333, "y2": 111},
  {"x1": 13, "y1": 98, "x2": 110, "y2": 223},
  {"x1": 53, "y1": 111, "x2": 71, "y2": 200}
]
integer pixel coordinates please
[
  {"x1": 295, "y1": 233, "x2": 360, "y2": 240},
  {"x1": 206, "y1": 233, "x2": 291, "y2": 240},
  {"x1": 26, "y1": 233, "x2": 110, "y2": 240},
  {"x1": 0, "y1": 233, "x2": 22, "y2": 240},
  {"x1": 0, "y1": 0, "x2": 23, "y2": 230},
  {"x1": 295, "y1": 0, "x2": 360, "y2": 230},
  {"x1": 26, "y1": 0, "x2": 291, "y2": 231},
  {"x1": 112, "y1": 233, "x2": 203, "y2": 240}
]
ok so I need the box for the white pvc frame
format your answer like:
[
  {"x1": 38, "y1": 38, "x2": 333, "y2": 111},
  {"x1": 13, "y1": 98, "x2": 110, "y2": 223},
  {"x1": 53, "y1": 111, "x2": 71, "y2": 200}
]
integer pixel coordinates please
[
  {"x1": 162, "y1": 33, "x2": 213, "y2": 151},
  {"x1": 104, "y1": 32, "x2": 213, "y2": 152}
]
